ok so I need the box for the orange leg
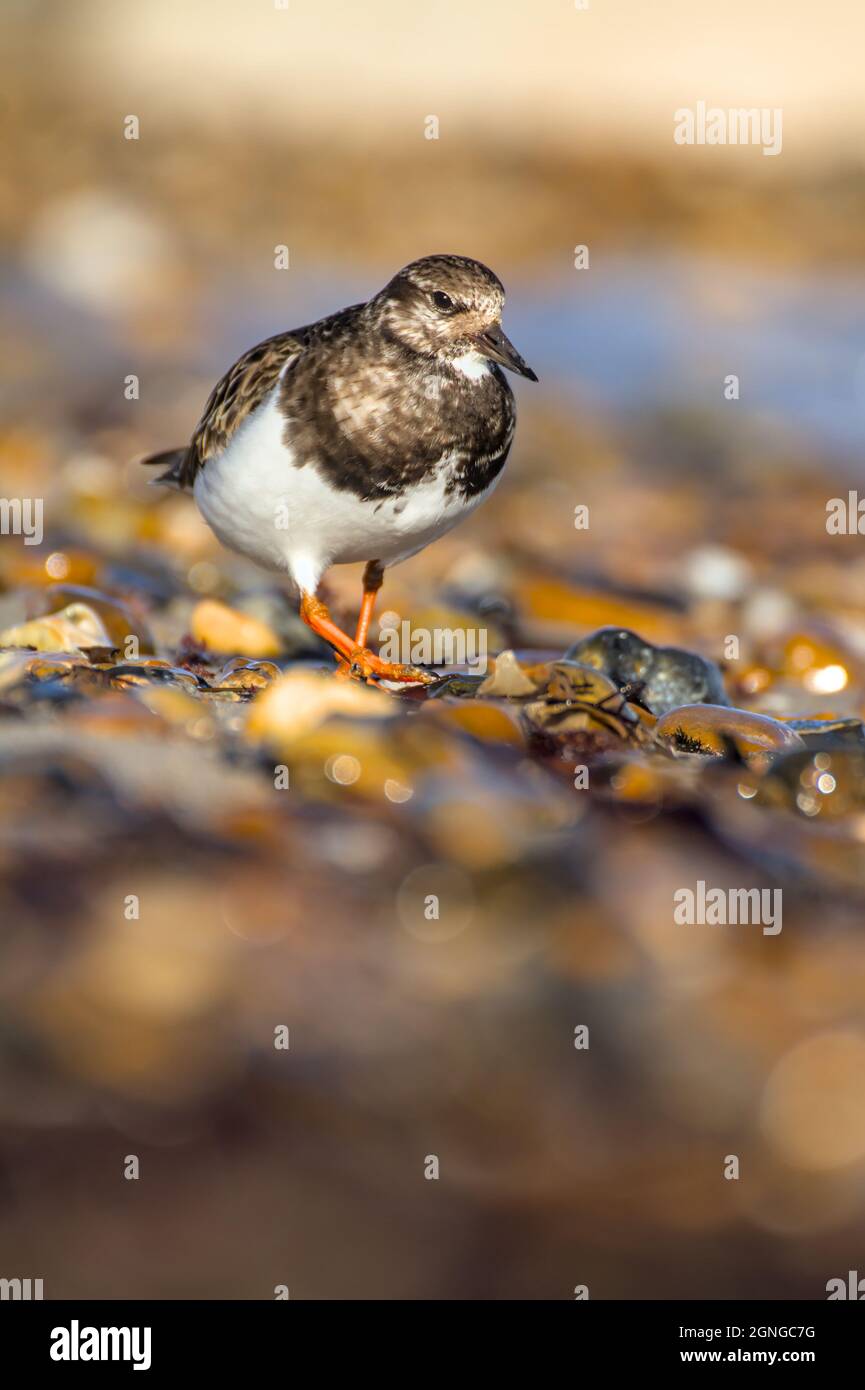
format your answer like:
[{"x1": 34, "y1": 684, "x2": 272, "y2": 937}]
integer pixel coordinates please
[
  {"x1": 354, "y1": 560, "x2": 384, "y2": 648},
  {"x1": 300, "y1": 585, "x2": 435, "y2": 685},
  {"x1": 300, "y1": 591, "x2": 356, "y2": 664}
]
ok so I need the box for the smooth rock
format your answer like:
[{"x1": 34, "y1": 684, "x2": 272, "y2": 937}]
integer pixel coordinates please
[
  {"x1": 656, "y1": 703, "x2": 804, "y2": 761},
  {"x1": 0, "y1": 602, "x2": 113, "y2": 652},
  {"x1": 566, "y1": 626, "x2": 728, "y2": 715},
  {"x1": 190, "y1": 599, "x2": 282, "y2": 658},
  {"x1": 246, "y1": 669, "x2": 392, "y2": 746}
]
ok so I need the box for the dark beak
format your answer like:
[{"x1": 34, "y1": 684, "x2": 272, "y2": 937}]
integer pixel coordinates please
[{"x1": 477, "y1": 324, "x2": 538, "y2": 382}]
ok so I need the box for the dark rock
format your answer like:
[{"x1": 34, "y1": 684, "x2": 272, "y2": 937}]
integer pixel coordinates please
[{"x1": 565, "y1": 626, "x2": 727, "y2": 715}]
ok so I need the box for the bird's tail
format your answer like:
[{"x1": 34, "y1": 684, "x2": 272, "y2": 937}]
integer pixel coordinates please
[{"x1": 139, "y1": 447, "x2": 189, "y2": 490}]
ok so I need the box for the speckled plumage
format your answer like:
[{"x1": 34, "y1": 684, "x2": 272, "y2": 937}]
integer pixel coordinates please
[{"x1": 142, "y1": 254, "x2": 536, "y2": 601}]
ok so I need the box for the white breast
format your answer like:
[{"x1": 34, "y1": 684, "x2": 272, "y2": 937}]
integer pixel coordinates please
[{"x1": 193, "y1": 384, "x2": 498, "y2": 594}]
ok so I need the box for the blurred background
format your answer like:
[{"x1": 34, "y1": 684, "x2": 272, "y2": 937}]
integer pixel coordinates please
[{"x1": 1, "y1": 0, "x2": 865, "y2": 1299}]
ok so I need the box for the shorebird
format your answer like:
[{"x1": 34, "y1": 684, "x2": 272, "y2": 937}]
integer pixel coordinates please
[{"x1": 143, "y1": 254, "x2": 537, "y2": 683}]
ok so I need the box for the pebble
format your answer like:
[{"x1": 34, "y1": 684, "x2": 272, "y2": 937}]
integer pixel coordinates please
[
  {"x1": 0, "y1": 602, "x2": 113, "y2": 652},
  {"x1": 565, "y1": 626, "x2": 727, "y2": 715},
  {"x1": 523, "y1": 661, "x2": 645, "y2": 746},
  {"x1": 245, "y1": 669, "x2": 391, "y2": 746},
  {"x1": 655, "y1": 703, "x2": 804, "y2": 762},
  {"x1": 190, "y1": 599, "x2": 282, "y2": 658}
]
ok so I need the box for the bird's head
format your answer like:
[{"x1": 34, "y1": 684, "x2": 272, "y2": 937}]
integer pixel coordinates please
[{"x1": 373, "y1": 254, "x2": 538, "y2": 381}]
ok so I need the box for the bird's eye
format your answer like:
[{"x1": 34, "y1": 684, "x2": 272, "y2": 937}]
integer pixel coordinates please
[{"x1": 432, "y1": 291, "x2": 455, "y2": 312}]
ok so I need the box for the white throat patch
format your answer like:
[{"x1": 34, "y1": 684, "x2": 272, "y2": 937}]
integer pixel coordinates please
[{"x1": 450, "y1": 351, "x2": 490, "y2": 381}]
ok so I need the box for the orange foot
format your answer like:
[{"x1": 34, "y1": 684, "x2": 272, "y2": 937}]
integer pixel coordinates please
[
  {"x1": 345, "y1": 646, "x2": 437, "y2": 685},
  {"x1": 301, "y1": 589, "x2": 436, "y2": 686}
]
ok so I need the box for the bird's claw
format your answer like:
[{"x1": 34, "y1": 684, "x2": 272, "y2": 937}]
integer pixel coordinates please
[{"x1": 340, "y1": 647, "x2": 437, "y2": 686}]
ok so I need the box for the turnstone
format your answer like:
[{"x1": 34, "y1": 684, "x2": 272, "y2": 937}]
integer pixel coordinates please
[{"x1": 143, "y1": 254, "x2": 537, "y2": 683}]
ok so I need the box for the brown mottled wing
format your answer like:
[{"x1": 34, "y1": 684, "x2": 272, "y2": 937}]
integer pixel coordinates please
[{"x1": 178, "y1": 330, "x2": 305, "y2": 488}]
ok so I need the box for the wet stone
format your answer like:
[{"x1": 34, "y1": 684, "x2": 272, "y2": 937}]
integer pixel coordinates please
[
  {"x1": 565, "y1": 626, "x2": 728, "y2": 715},
  {"x1": 0, "y1": 602, "x2": 113, "y2": 653},
  {"x1": 190, "y1": 599, "x2": 282, "y2": 659},
  {"x1": 523, "y1": 661, "x2": 647, "y2": 750},
  {"x1": 245, "y1": 669, "x2": 392, "y2": 748},
  {"x1": 655, "y1": 703, "x2": 804, "y2": 763},
  {"x1": 214, "y1": 658, "x2": 282, "y2": 694},
  {"x1": 107, "y1": 662, "x2": 209, "y2": 692},
  {"x1": 34, "y1": 584, "x2": 155, "y2": 654},
  {"x1": 430, "y1": 673, "x2": 487, "y2": 699}
]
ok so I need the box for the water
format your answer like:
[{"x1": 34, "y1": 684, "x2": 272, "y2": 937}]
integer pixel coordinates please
[{"x1": 515, "y1": 255, "x2": 865, "y2": 458}]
